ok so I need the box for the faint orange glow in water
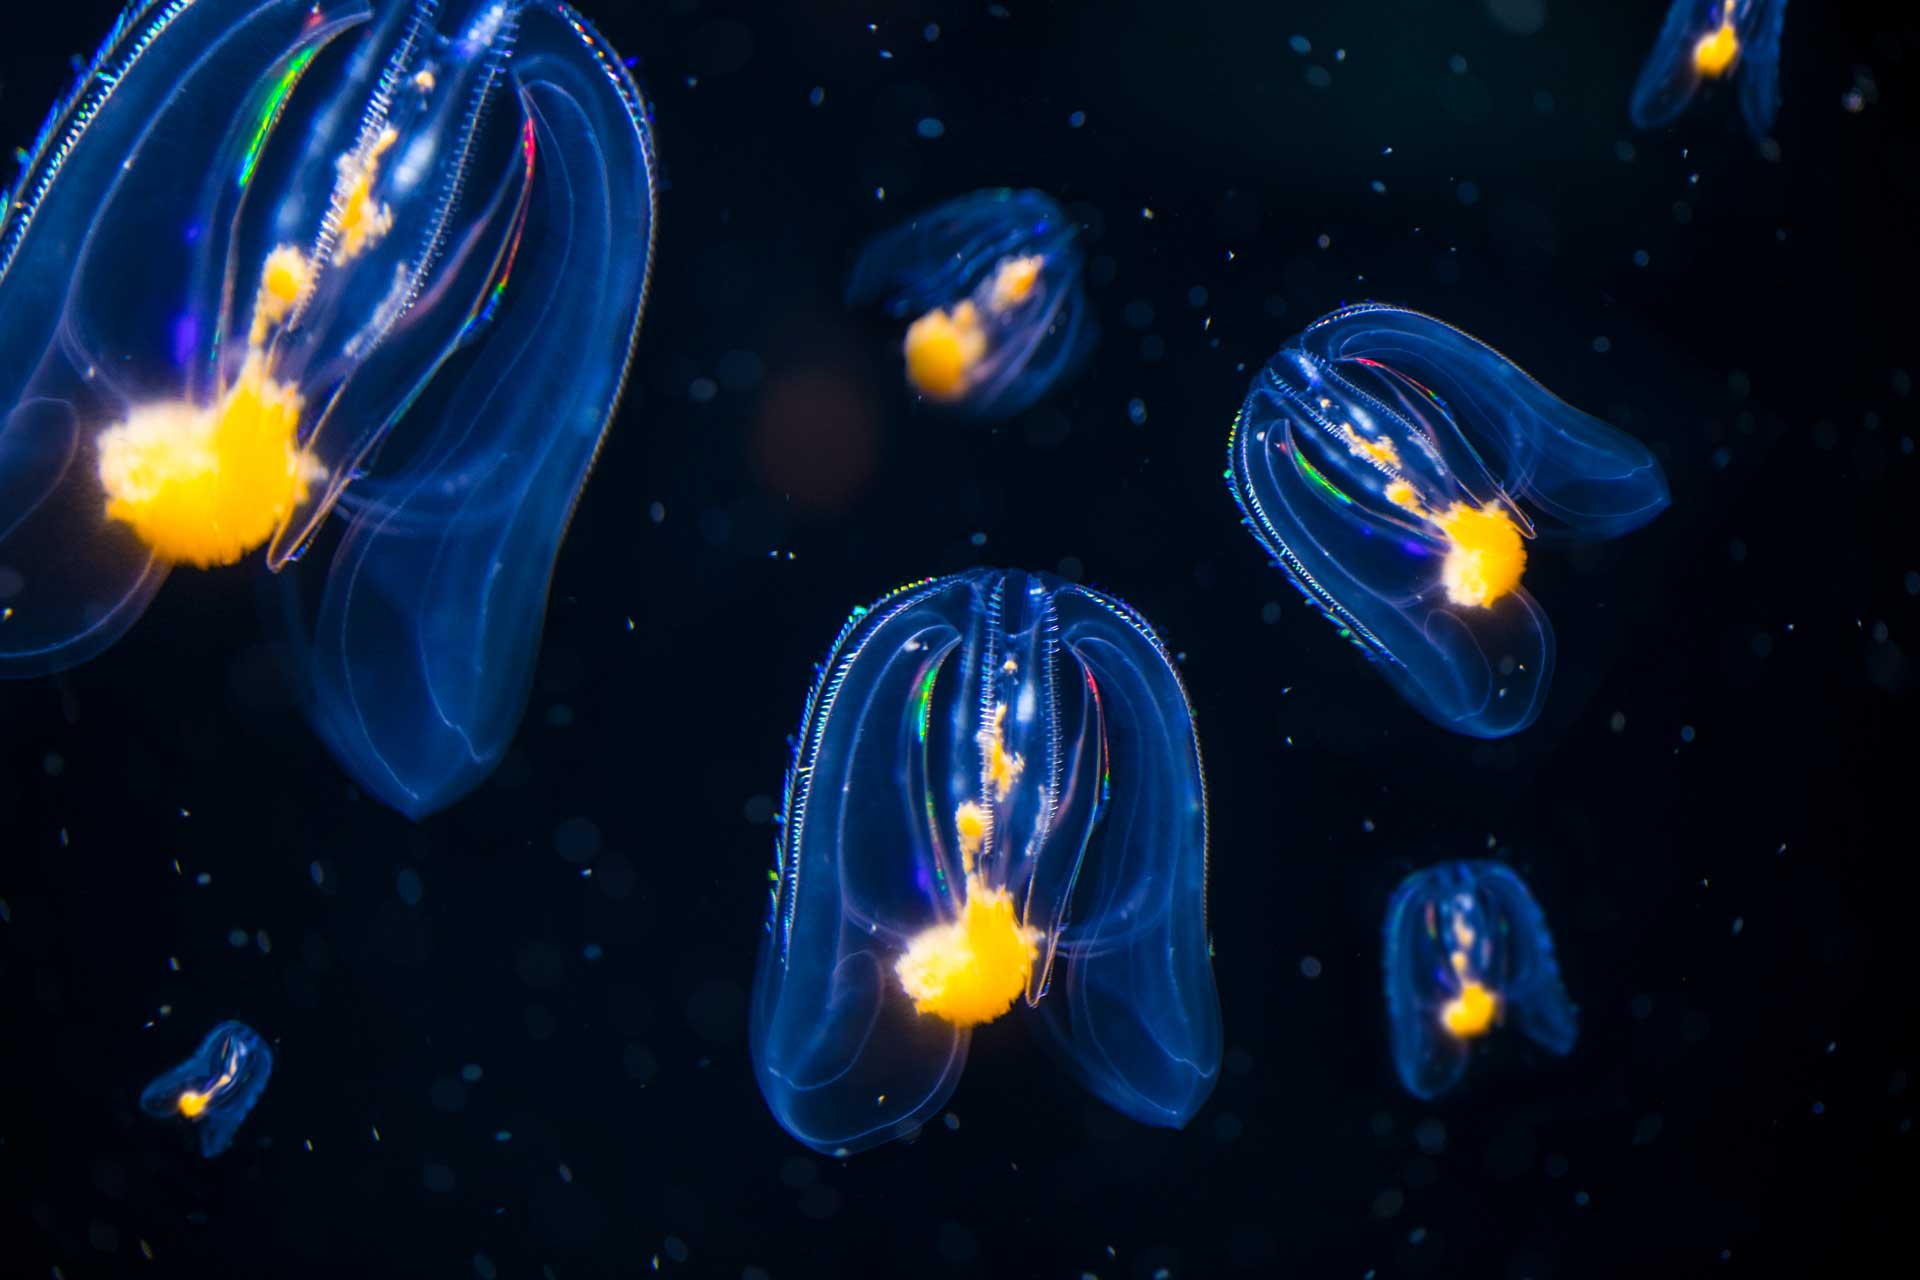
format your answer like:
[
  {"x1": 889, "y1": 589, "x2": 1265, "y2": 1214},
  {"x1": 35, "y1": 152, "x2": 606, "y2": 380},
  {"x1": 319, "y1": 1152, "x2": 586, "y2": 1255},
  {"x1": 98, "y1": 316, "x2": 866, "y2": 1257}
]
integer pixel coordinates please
[{"x1": 751, "y1": 368, "x2": 878, "y2": 512}]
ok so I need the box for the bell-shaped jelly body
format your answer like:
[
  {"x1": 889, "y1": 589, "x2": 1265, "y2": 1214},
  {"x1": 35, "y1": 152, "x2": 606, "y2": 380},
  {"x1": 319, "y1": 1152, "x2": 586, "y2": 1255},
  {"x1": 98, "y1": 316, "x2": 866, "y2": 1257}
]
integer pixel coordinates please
[
  {"x1": 1228, "y1": 304, "x2": 1669, "y2": 738},
  {"x1": 0, "y1": 0, "x2": 656, "y2": 818},
  {"x1": 1630, "y1": 0, "x2": 1788, "y2": 143},
  {"x1": 846, "y1": 189, "x2": 1094, "y2": 418},
  {"x1": 1382, "y1": 861, "x2": 1576, "y2": 1100},
  {"x1": 139, "y1": 1020, "x2": 274, "y2": 1157},
  {"x1": 751, "y1": 570, "x2": 1220, "y2": 1154}
]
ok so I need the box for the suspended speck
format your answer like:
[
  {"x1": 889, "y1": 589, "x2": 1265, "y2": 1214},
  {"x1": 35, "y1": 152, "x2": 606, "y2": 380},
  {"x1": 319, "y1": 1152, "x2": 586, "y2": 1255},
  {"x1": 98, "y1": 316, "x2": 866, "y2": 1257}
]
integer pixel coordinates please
[
  {"x1": 1731, "y1": 916, "x2": 1744, "y2": 936},
  {"x1": 1300, "y1": 955, "x2": 1322, "y2": 978},
  {"x1": 308, "y1": 861, "x2": 325, "y2": 886},
  {"x1": 1288, "y1": 34, "x2": 1310, "y2": 55},
  {"x1": 878, "y1": 49, "x2": 892, "y2": 60},
  {"x1": 1457, "y1": 180, "x2": 1480, "y2": 206},
  {"x1": 1140, "y1": 207, "x2": 1154, "y2": 220},
  {"x1": 808, "y1": 86, "x2": 825, "y2": 107},
  {"x1": 583, "y1": 943, "x2": 604, "y2": 961},
  {"x1": 1615, "y1": 140, "x2": 1637, "y2": 162},
  {"x1": 462, "y1": 1063, "x2": 484, "y2": 1082},
  {"x1": 1305, "y1": 65, "x2": 1332, "y2": 89},
  {"x1": 495, "y1": 1129, "x2": 513, "y2": 1142},
  {"x1": 1127, "y1": 398, "x2": 1148, "y2": 426},
  {"x1": 969, "y1": 531, "x2": 988, "y2": 547},
  {"x1": 227, "y1": 928, "x2": 249, "y2": 948},
  {"x1": 874, "y1": 187, "x2": 886, "y2": 201},
  {"x1": 396, "y1": 868, "x2": 424, "y2": 906},
  {"x1": 923, "y1": 23, "x2": 940, "y2": 42},
  {"x1": 689, "y1": 377, "x2": 717, "y2": 402},
  {"x1": 648, "y1": 501, "x2": 666, "y2": 523},
  {"x1": 684, "y1": 76, "x2": 697, "y2": 89},
  {"x1": 558, "y1": 1163, "x2": 574, "y2": 1183},
  {"x1": 1448, "y1": 54, "x2": 1468, "y2": 74},
  {"x1": 1592, "y1": 336, "x2": 1612, "y2": 353},
  {"x1": 1335, "y1": 48, "x2": 1347, "y2": 61},
  {"x1": 195, "y1": 872, "x2": 212, "y2": 886},
  {"x1": 916, "y1": 117, "x2": 945, "y2": 139},
  {"x1": 1680, "y1": 724, "x2": 1696, "y2": 743},
  {"x1": 1068, "y1": 110, "x2": 1086, "y2": 128},
  {"x1": 1370, "y1": 179, "x2": 1387, "y2": 194},
  {"x1": 1316, "y1": 233, "x2": 1331, "y2": 249},
  {"x1": 1633, "y1": 249, "x2": 1650, "y2": 267}
]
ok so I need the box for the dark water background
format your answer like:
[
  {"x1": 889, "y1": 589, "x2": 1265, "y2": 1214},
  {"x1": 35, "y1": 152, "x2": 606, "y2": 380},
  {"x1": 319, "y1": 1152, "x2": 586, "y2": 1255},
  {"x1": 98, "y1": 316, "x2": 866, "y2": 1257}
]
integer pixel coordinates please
[{"x1": 2, "y1": 0, "x2": 1915, "y2": 1275}]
